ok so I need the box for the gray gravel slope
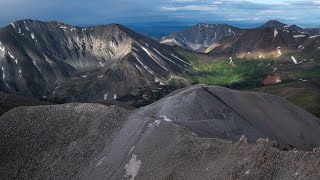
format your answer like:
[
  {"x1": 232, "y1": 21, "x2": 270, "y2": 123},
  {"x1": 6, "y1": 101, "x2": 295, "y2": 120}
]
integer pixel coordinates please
[{"x1": 1, "y1": 85, "x2": 320, "y2": 179}]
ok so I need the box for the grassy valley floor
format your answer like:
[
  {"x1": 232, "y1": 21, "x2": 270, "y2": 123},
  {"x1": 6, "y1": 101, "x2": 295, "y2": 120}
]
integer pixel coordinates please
[{"x1": 174, "y1": 47, "x2": 320, "y2": 117}]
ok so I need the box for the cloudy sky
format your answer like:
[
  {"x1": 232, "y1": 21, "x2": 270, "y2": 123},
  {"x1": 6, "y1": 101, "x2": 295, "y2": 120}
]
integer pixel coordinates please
[{"x1": 0, "y1": 0, "x2": 319, "y2": 27}]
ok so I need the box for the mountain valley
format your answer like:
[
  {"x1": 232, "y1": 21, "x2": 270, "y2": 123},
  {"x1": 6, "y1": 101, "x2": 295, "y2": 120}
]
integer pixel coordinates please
[{"x1": 0, "y1": 19, "x2": 320, "y2": 180}]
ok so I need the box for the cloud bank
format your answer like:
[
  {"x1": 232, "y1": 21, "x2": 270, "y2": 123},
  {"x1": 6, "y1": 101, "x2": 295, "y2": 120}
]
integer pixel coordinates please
[{"x1": 0, "y1": 0, "x2": 319, "y2": 26}]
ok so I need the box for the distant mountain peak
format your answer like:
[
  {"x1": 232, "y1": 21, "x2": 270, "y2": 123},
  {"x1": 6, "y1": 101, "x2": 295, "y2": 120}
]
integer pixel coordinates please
[
  {"x1": 160, "y1": 23, "x2": 242, "y2": 51},
  {"x1": 261, "y1": 20, "x2": 287, "y2": 29}
]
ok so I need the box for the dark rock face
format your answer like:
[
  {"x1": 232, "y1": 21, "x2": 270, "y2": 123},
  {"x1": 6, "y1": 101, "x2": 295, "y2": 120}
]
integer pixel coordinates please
[
  {"x1": 206, "y1": 25, "x2": 320, "y2": 58},
  {"x1": 1, "y1": 85, "x2": 320, "y2": 179},
  {"x1": 0, "y1": 91, "x2": 50, "y2": 117},
  {"x1": 160, "y1": 23, "x2": 242, "y2": 51},
  {"x1": 0, "y1": 20, "x2": 189, "y2": 101},
  {"x1": 260, "y1": 20, "x2": 320, "y2": 36}
]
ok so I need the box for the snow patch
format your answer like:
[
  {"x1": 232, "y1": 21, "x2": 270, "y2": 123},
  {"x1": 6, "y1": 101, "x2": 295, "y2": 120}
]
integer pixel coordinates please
[
  {"x1": 310, "y1": 35, "x2": 320, "y2": 38},
  {"x1": 291, "y1": 56, "x2": 298, "y2": 64},
  {"x1": 10, "y1": 23, "x2": 16, "y2": 29},
  {"x1": 98, "y1": 75, "x2": 104, "y2": 78},
  {"x1": 31, "y1": 33, "x2": 35, "y2": 39},
  {"x1": 259, "y1": 54, "x2": 265, "y2": 59},
  {"x1": 229, "y1": 57, "x2": 234, "y2": 64},
  {"x1": 147, "y1": 120, "x2": 161, "y2": 127},
  {"x1": 160, "y1": 115, "x2": 173, "y2": 122},
  {"x1": 228, "y1": 27, "x2": 232, "y2": 35},
  {"x1": 98, "y1": 61, "x2": 104, "y2": 67},
  {"x1": 155, "y1": 120, "x2": 161, "y2": 126},
  {"x1": 160, "y1": 38, "x2": 182, "y2": 46},
  {"x1": 1, "y1": 67, "x2": 10, "y2": 89},
  {"x1": 114, "y1": 94, "x2": 117, "y2": 100},
  {"x1": 18, "y1": 69, "x2": 22, "y2": 78},
  {"x1": 277, "y1": 49, "x2": 282, "y2": 56},
  {"x1": 298, "y1": 45, "x2": 304, "y2": 50},
  {"x1": 275, "y1": 78, "x2": 282, "y2": 83},
  {"x1": 272, "y1": 68, "x2": 279, "y2": 73},
  {"x1": 124, "y1": 154, "x2": 142, "y2": 180},
  {"x1": 155, "y1": 78, "x2": 164, "y2": 85},
  {"x1": 293, "y1": 34, "x2": 306, "y2": 38},
  {"x1": 1, "y1": 67, "x2": 5, "y2": 80},
  {"x1": 104, "y1": 93, "x2": 108, "y2": 100},
  {"x1": 274, "y1": 29, "x2": 278, "y2": 38},
  {"x1": 0, "y1": 42, "x2": 5, "y2": 52}
]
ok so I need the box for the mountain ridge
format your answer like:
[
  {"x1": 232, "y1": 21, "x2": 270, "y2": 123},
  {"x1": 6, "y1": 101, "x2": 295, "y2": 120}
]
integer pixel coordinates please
[
  {"x1": 160, "y1": 23, "x2": 242, "y2": 51},
  {"x1": 0, "y1": 19, "x2": 190, "y2": 101}
]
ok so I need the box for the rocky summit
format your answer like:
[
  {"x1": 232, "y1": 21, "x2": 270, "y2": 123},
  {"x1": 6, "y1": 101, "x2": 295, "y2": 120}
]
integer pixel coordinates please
[{"x1": 1, "y1": 85, "x2": 320, "y2": 179}]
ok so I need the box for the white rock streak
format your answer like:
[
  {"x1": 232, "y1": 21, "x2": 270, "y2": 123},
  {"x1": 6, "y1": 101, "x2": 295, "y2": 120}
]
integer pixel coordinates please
[
  {"x1": 1, "y1": 67, "x2": 5, "y2": 80},
  {"x1": 141, "y1": 47, "x2": 168, "y2": 71},
  {"x1": 124, "y1": 154, "x2": 142, "y2": 180},
  {"x1": 33, "y1": 61, "x2": 41, "y2": 72},
  {"x1": 95, "y1": 156, "x2": 106, "y2": 168},
  {"x1": 135, "y1": 57, "x2": 154, "y2": 75},
  {"x1": 153, "y1": 48, "x2": 185, "y2": 69},
  {"x1": 8, "y1": 52, "x2": 18, "y2": 64},
  {"x1": 171, "y1": 53, "x2": 190, "y2": 65}
]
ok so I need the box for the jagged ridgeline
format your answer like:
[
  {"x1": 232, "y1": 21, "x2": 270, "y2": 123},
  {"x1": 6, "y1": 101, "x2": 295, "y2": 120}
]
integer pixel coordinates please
[{"x1": 0, "y1": 20, "x2": 190, "y2": 101}]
